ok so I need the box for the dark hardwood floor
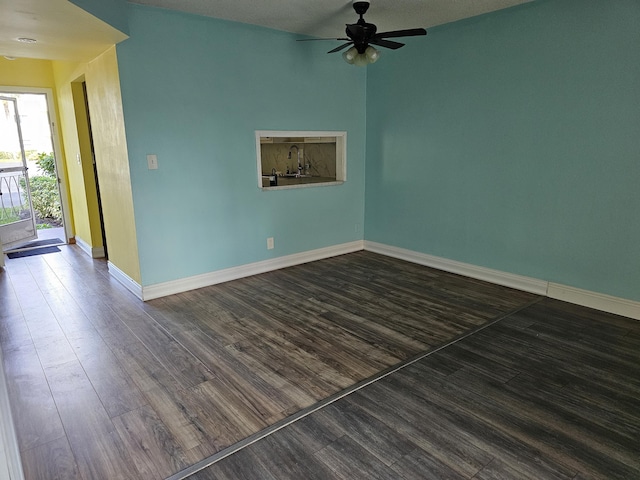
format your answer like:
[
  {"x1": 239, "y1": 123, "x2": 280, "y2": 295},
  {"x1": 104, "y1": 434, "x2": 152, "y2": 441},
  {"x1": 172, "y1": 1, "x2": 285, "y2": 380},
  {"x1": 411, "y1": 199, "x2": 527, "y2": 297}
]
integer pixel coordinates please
[
  {"x1": 1, "y1": 246, "x2": 637, "y2": 479},
  {"x1": 192, "y1": 298, "x2": 640, "y2": 480}
]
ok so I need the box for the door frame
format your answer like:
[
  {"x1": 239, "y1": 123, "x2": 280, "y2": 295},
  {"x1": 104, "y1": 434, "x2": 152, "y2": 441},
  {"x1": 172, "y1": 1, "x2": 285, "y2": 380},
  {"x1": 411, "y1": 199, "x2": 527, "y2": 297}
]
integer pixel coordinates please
[{"x1": 0, "y1": 86, "x2": 71, "y2": 244}]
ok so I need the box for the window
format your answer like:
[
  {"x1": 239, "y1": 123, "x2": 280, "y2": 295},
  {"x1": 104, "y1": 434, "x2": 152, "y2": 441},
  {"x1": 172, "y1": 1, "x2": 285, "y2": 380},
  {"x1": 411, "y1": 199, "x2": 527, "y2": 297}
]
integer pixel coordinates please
[{"x1": 256, "y1": 131, "x2": 346, "y2": 189}]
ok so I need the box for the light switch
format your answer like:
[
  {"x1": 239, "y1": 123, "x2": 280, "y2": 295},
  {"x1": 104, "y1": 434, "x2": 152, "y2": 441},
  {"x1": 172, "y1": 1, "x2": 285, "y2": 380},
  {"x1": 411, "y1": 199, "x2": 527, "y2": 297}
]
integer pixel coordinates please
[{"x1": 147, "y1": 154, "x2": 158, "y2": 170}]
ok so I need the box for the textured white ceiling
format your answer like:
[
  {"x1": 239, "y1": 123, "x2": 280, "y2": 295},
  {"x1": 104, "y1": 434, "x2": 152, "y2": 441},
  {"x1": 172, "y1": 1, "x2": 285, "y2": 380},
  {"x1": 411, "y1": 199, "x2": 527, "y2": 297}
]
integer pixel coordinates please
[
  {"x1": 0, "y1": 0, "x2": 532, "y2": 62},
  {"x1": 129, "y1": 0, "x2": 533, "y2": 38},
  {"x1": 0, "y1": 0, "x2": 127, "y2": 62}
]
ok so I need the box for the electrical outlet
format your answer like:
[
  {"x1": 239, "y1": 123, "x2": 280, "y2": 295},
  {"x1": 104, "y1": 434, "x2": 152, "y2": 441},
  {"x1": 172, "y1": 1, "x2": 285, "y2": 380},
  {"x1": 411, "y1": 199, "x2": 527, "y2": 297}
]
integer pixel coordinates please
[
  {"x1": 267, "y1": 237, "x2": 274, "y2": 250},
  {"x1": 355, "y1": 223, "x2": 360, "y2": 232}
]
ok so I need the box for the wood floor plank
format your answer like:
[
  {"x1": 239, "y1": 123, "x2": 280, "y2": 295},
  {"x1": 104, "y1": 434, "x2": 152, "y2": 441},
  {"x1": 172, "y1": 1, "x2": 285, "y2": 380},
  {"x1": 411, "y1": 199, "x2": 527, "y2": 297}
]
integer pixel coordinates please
[
  {"x1": 141, "y1": 386, "x2": 211, "y2": 454},
  {"x1": 107, "y1": 308, "x2": 215, "y2": 391},
  {"x1": 0, "y1": 270, "x2": 22, "y2": 319},
  {"x1": 506, "y1": 373, "x2": 640, "y2": 440},
  {"x1": 222, "y1": 342, "x2": 318, "y2": 414},
  {"x1": 436, "y1": 343, "x2": 521, "y2": 383},
  {"x1": 112, "y1": 404, "x2": 191, "y2": 480},
  {"x1": 229, "y1": 331, "x2": 350, "y2": 401},
  {"x1": 1, "y1": 342, "x2": 66, "y2": 452},
  {"x1": 183, "y1": 378, "x2": 269, "y2": 444},
  {"x1": 492, "y1": 322, "x2": 640, "y2": 381},
  {"x1": 69, "y1": 330, "x2": 148, "y2": 418},
  {"x1": 463, "y1": 380, "x2": 637, "y2": 479},
  {"x1": 390, "y1": 448, "x2": 467, "y2": 480},
  {"x1": 110, "y1": 340, "x2": 186, "y2": 394},
  {"x1": 188, "y1": 447, "x2": 279, "y2": 480},
  {"x1": 176, "y1": 327, "x2": 297, "y2": 418},
  {"x1": 279, "y1": 412, "x2": 344, "y2": 454},
  {"x1": 244, "y1": 433, "x2": 340, "y2": 480},
  {"x1": 315, "y1": 400, "x2": 416, "y2": 467},
  {"x1": 474, "y1": 458, "x2": 541, "y2": 480},
  {"x1": 0, "y1": 313, "x2": 32, "y2": 353},
  {"x1": 314, "y1": 434, "x2": 405, "y2": 480},
  {"x1": 43, "y1": 251, "x2": 215, "y2": 392},
  {"x1": 20, "y1": 255, "x2": 150, "y2": 420},
  {"x1": 20, "y1": 437, "x2": 81, "y2": 480},
  {"x1": 214, "y1": 278, "x2": 396, "y2": 375},
  {"x1": 448, "y1": 371, "x2": 640, "y2": 471},
  {"x1": 43, "y1": 359, "x2": 143, "y2": 480},
  {"x1": 471, "y1": 325, "x2": 640, "y2": 396},
  {"x1": 201, "y1": 277, "x2": 394, "y2": 379},
  {"x1": 350, "y1": 384, "x2": 496, "y2": 478},
  {"x1": 232, "y1": 320, "x2": 356, "y2": 391}
]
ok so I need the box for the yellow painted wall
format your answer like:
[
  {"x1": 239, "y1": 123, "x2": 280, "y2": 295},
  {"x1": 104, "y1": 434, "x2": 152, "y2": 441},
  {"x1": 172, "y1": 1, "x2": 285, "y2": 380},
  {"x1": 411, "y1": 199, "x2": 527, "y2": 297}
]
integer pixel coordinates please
[
  {"x1": 0, "y1": 57, "x2": 74, "y2": 234},
  {"x1": 85, "y1": 47, "x2": 141, "y2": 283},
  {"x1": 52, "y1": 53, "x2": 140, "y2": 283},
  {"x1": 0, "y1": 57, "x2": 55, "y2": 88}
]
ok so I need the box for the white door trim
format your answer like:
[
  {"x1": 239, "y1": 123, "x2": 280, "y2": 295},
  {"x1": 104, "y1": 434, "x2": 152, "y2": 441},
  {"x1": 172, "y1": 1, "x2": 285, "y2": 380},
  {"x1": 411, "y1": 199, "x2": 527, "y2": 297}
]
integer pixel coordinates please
[{"x1": 0, "y1": 86, "x2": 71, "y2": 243}]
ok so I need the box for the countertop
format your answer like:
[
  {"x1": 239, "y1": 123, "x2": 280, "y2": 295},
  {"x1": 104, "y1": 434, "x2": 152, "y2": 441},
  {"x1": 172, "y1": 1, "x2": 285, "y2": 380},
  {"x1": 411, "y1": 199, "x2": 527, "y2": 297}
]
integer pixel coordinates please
[{"x1": 261, "y1": 176, "x2": 338, "y2": 188}]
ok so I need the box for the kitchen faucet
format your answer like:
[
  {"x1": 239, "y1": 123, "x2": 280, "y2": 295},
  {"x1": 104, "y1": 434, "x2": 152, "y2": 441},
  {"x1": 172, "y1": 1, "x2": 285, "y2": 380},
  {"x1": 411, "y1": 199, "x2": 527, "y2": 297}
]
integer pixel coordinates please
[{"x1": 288, "y1": 145, "x2": 302, "y2": 176}]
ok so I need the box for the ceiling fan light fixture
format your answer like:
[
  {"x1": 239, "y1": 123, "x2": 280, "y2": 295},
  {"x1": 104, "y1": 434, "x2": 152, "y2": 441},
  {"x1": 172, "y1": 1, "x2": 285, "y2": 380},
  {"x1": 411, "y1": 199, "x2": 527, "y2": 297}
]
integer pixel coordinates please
[
  {"x1": 342, "y1": 45, "x2": 379, "y2": 66},
  {"x1": 342, "y1": 46, "x2": 358, "y2": 64},
  {"x1": 353, "y1": 53, "x2": 369, "y2": 66},
  {"x1": 365, "y1": 46, "x2": 380, "y2": 63}
]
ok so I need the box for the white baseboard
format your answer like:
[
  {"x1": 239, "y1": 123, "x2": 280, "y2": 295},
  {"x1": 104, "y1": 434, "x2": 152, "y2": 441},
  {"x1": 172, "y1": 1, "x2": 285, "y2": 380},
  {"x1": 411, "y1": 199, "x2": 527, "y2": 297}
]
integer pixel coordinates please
[
  {"x1": 0, "y1": 347, "x2": 24, "y2": 480},
  {"x1": 142, "y1": 240, "x2": 365, "y2": 301},
  {"x1": 364, "y1": 241, "x2": 640, "y2": 320},
  {"x1": 548, "y1": 283, "x2": 640, "y2": 321},
  {"x1": 76, "y1": 237, "x2": 105, "y2": 259},
  {"x1": 108, "y1": 262, "x2": 143, "y2": 300},
  {"x1": 364, "y1": 241, "x2": 548, "y2": 295},
  {"x1": 121, "y1": 236, "x2": 639, "y2": 321}
]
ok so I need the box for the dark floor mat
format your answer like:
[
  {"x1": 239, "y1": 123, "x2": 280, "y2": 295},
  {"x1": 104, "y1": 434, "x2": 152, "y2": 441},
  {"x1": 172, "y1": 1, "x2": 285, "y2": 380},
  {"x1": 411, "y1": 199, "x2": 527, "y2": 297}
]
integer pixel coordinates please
[{"x1": 7, "y1": 246, "x2": 61, "y2": 258}]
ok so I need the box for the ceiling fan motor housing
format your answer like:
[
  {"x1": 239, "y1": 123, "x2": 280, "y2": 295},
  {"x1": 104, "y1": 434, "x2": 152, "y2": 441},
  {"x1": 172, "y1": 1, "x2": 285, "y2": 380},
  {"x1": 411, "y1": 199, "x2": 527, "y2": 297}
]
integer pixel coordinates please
[{"x1": 346, "y1": 23, "x2": 377, "y2": 53}]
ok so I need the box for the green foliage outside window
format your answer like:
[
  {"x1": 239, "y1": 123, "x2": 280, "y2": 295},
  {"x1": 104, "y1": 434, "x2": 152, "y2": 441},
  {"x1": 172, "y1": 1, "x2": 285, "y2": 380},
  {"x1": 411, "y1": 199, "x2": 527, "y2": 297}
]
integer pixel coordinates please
[
  {"x1": 26, "y1": 176, "x2": 62, "y2": 222},
  {"x1": 35, "y1": 152, "x2": 57, "y2": 177},
  {"x1": 19, "y1": 152, "x2": 62, "y2": 226}
]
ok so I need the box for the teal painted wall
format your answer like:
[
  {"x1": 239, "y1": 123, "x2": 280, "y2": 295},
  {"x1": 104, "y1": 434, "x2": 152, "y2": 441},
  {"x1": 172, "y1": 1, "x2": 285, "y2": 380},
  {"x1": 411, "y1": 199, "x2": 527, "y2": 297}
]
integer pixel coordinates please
[
  {"x1": 365, "y1": 0, "x2": 640, "y2": 301},
  {"x1": 116, "y1": 5, "x2": 366, "y2": 286},
  {"x1": 69, "y1": 0, "x2": 129, "y2": 35}
]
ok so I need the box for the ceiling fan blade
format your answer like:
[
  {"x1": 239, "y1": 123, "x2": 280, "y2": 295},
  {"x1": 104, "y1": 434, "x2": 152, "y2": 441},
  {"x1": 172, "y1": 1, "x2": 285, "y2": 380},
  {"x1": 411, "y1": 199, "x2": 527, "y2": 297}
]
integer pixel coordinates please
[
  {"x1": 369, "y1": 38, "x2": 405, "y2": 50},
  {"x1": 328, "y1": 42, "x2": 354, "y2": 54},
  {"x1": 297, "y1": 37, "x2": 350, "y2": 42},
  {"x1": 374, "y1": 28, "x2": 427, "y2": 39}
]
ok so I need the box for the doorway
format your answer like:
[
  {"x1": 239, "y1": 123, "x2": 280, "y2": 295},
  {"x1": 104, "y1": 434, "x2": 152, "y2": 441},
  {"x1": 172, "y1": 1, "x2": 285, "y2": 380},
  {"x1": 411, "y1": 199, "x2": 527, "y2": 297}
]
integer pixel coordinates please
[
  {"x1": 0, "y1": 89, "x2": 67, "y2": 252},
  {"x1": 80, "y1": 81, "x2": 107, "y2": 258},
  {"x1": 71, "y1": 79, "x2": 107, "y2": 259}
]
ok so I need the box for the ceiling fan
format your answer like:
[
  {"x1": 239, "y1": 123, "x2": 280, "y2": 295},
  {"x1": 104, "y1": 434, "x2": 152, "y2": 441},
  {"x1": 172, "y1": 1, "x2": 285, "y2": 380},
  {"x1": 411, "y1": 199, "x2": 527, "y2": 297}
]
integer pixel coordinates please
[{"x1": 299, "y1": 1, "x2": 427, "y2": 65}]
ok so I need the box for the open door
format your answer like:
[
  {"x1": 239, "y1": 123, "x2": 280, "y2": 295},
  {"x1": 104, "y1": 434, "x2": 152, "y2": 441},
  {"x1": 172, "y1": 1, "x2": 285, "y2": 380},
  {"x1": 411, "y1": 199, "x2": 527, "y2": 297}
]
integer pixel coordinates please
[{"x1": 0, "y1": 96, "x2": 37, "y2": 250}]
